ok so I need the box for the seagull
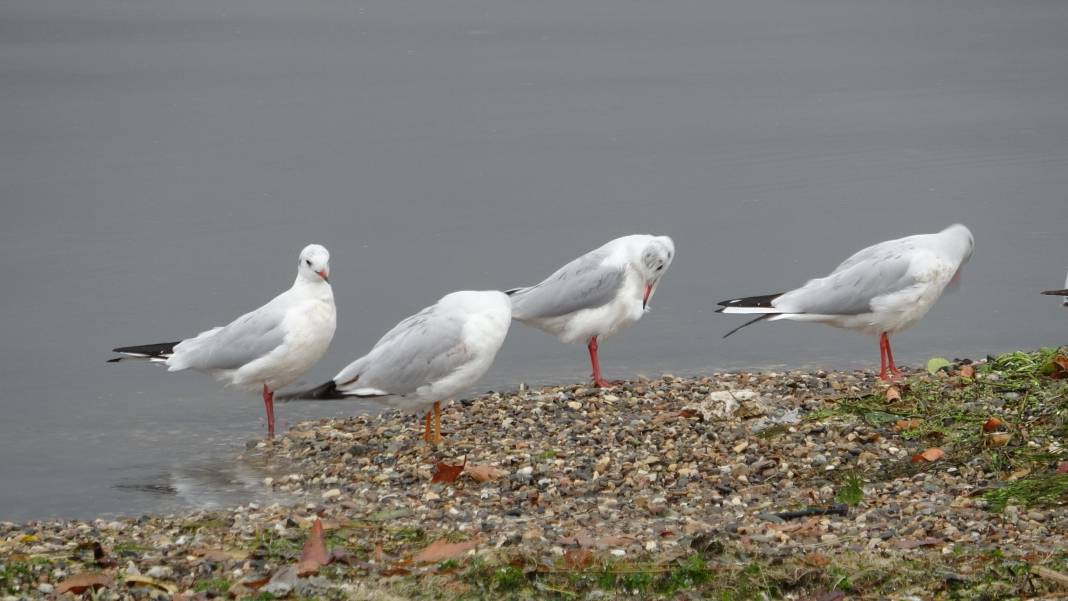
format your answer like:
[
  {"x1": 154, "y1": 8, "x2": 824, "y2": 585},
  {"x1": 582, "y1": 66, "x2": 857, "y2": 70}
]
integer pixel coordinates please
[
  {"x1": 1041, "y1": 271, "x2": 1068, "y2": 306},
  {"x1": 108, "y1": 244, "x2": 336, "y2": 436},
  {"x1": 717, "y1": 224, "x2": 974, "y2": 381},
  {"x1": 282, "y1": 290, "x2": 512, "y2": 445},
  {"x1": 506, "y1": 234, "x2": 675, "y2": 388}
]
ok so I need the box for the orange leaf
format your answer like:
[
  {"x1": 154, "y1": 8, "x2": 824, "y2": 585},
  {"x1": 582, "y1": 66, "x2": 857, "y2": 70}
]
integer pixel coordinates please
[
  {"x1": 465, "y1": 464, "x2": 507, "y2": 483},
  {"x1": 885, "y1": 386, "x2": 901, "y2": 402},
  {"x1": 563, "y1": 548, "x2": 594, "y2": 569},
  {"x1": 959, "y1": 365, "x2": 975, "y2": 378},
  {"x1": 413, "y1": 537, "x2": 480, "y2": 564},
  {"x1": 894, "y1": 419, "x2": 921, "y2": 432},
  {"x1": 241, "y1": 575, "x2": 271, "y2": 590},
  {"x1": 1051, "y1": 355, "x2": 1068, "y2": 379},
  {"x1": 802, "y1": 552, "x2": 830, "y2": 567},
  {"x1": 911, "y1": 447, "x2": 945, "y2": 463},
  {"x1": 55, "y1": 572, "x2": 114, "y2": 595},
  {"x1": 982, "y1": 417, "x2": 1004, "y2": 432},
  {"x1": 431, "y1": 456, "x2": 467, "y2": 483}
]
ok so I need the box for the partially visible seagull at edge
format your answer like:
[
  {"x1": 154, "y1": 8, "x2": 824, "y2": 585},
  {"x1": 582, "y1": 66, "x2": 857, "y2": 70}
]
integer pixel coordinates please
[
  {"x1": 717, "y1": 224, "x2": 974, "y2": 381},
  {"x1": 281, "y1": 290, "x2": 511, "y2": 446},
  {"x1": 1041, "y1": 270, "x2": 1068, "y2": 306},
  {"x1": 506, "y1": 234, "x2": 675, "y2": 388},
  {"x1": 108, "y1": 244, "x2": 337, "y2": 436}
]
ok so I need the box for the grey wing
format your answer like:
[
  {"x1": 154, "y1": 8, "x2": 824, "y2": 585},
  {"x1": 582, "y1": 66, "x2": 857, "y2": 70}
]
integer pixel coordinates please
[
  {"x1": 171, "y1": 303, "x2": 288, "y2": 371},
  {"x1": 509, "y1": 250, "x2": 626, "y2": 320},
  {"x1": 334, "y1": 306, "x2": 468, "y2": 396},
  {"x1": 775, "y1": 251, "x2": 917, "y2": 315}
]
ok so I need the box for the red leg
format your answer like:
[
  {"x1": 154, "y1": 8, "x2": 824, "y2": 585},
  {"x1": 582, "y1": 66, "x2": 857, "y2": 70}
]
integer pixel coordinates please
[
  {"x1": 884, "y1": 334, "x2": 903, "y2": 379},
  {"x1": 878, "y1": 332, "x2": 902, "y2": 381},
  {"x1": 262, "y1": 384, "x2": 276, "y2": 437},
  {"x1": 587, "y1": 336, "x2": 617, "y2": 388}
]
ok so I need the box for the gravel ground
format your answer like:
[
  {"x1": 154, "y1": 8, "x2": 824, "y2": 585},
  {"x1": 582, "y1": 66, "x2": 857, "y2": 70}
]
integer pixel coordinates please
[{"x1": 2, "y1": 349, "x2": 1067, "y2": 600}]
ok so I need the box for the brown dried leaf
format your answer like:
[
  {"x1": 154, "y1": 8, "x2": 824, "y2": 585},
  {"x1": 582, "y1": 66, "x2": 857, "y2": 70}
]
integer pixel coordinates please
[
  {"x1": 911, "y1": 447, "x2": 945, "y2": 463},
  {"x1": 465, "y1": 464, "x2": 507, "y2": 483},
  {"x1": 959, "y1": 364, "x2": 975, "y2": 378},
  {"x1": 986, "y1": 432, "x2": 1012, "y2": 447},
  {"x1": 241, "y1": 575, "x2": 271, "y2": 590},
  {"x1": 885, "y1": 386, "x2": 902, "y2": 402},
  {"x1": 563, "y1": 548, "x2": 594, "y2": 569},
  {"x1": 298, "y1": 517, "x2": 329, "y2": 576},
  {"x1": 1057, "y1": 462, "x2": 1068, "y2": 474},
  {"x1": 123, "y1": 574, "x2": 177, "y2": 593},
  {"x1": 431, "y1": 456, "x2": 467, "y2": 483},
  {"x1": 380, "y1": 566, "x2": 412, "y2": 577},
  {"x1": 983, "y1": 417, "x2": 1005, "y2": 432},
  {"x1": 1050, "y1": 355, "x2": 1068, "y2": 379},
  {"x1": 894, "y1": 419, "x2": 922, "y2": 432},
  {"x1": 55, "y1": 572, "x2": 114, "y2": 595},
  {"x1": 413, "y1": 537, "x2": 480, "y2": 564},
  {"x1": 802, "y1": 552, "x2": 830, "y2": 567}
]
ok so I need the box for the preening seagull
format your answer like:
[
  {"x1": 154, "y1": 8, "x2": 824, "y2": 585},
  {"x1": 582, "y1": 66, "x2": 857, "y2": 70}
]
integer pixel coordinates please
[
  {"x1": 109, "y1": 244, "x2": 337, "y2": 435},
  {"x1": 506, "y1": 234, "x2": 675, "y2": 388},
  {"x1": 1041, "y1": 271, "x2": 1068, "y2": 306},
  {"x1": 281, "y1": 290, "x2": 512, "y2": 445},
  {"x1": 717, "y1": 224, "x2": 974, "y2": 381}
]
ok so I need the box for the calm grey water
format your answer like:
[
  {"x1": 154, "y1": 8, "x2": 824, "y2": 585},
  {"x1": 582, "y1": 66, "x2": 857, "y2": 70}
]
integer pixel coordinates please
[{"x1": 2, "y1": 0, "x2": 1067, "y2": 522}]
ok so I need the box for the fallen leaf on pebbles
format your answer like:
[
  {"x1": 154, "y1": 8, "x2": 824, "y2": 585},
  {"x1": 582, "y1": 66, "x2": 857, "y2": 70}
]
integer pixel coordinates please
[
  {"x1": 431, "y1": 456, "x2": 467, "y2": 483},
  {"x1": 983, "y1": 417, "x2": 1005, "y2": 432},
  {"x1": 894, "y1": 419, "x2": 922, "y2": 432},
  {"x1": 123, "y1": 574, "x2": 177, "y2": 593},
  {"x1": 297, "y1": 517, "x2": 329, "y2": 576},
  {"x1": 55, "y1": 572, "x2": 114, "y2": 594},
  {"x1": 465, "y1": 464, "x2": 507, "y2": 482},
  {"x1": 911, "y1": 447, "x2": 945, "y2": 463},
  {"x1": 885, "y1": 386, "x2": 902, "y2": 401},
  {"x1": 413, "y1": 537, "x2": 480, "y2": 564}
]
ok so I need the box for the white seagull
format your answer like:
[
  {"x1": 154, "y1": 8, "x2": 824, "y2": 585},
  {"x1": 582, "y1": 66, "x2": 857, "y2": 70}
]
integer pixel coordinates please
[
  {"x1": 506, "y1": 234, "x2": 675, "y2": 388},
  {"x1": 109, "y1": 244, "x2": 337, "y2": 436},
  {"x1": 282, "y1": 290, "x2": 511, "y2": 445},
  {"x1": 717, "y1": 224, "x2": 974, "y2": 381},
  {"x1": 1041, "y1": 271, "x2": 1068, "y2": 306}
]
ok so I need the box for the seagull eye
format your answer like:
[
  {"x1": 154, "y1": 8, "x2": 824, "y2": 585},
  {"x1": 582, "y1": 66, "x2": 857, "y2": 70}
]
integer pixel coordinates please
[{"x1": 305, "y1": 259, "x2": 312, "y2": 266}]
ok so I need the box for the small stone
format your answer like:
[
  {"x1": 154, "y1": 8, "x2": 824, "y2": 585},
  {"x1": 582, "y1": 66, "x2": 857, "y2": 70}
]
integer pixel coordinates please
[
  {"x1": 321, "y1": 488, "x2": 342, "y2": 500},
  {"x1": 37, "y1": 583, "x2": 54, "y2": 594}
]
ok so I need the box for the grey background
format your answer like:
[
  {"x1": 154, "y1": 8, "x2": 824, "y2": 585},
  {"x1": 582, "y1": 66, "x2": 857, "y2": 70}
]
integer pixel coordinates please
[{"x1": 2, "y1": 0, "x2": 1066, "y2": 521}]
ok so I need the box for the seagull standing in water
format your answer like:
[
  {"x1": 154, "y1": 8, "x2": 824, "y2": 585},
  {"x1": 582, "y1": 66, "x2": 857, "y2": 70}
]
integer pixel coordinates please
[
  {"x1": 282, "y1": 290, "x2": 511, "y2": 445},
  {"x1": 506, "y1": 234, "x2": 675, "y2": 388},
  {"x1": 109, "y1": 244, "x2": 336, "y2": 436},
  {"x1": 717, "y1": 224, "x2": 974, "y2": 381}
]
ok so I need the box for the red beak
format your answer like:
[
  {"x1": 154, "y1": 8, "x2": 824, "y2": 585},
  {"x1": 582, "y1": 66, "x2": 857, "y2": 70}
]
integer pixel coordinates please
[
  {"x1": 642, "y1": 283, "x2": 654, "y2": 309},
  {"x1": 315, "y1": 270, "x2": 329, "y2": 282}
]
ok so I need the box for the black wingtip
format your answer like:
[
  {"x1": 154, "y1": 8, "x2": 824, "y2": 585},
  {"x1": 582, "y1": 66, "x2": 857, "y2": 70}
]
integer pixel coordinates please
[
  {"x1": 504, "y1": 288, "x2": 522, "y2": 296},
  {"x1": 111, "y1": 341, "x2": 180, "y2": 358},
  {"x1": 716, "y1": 293, "x2": 784, "y2": 309},
  {"x1": 106, "y1": 357, "x2": 123, "y2": 363},
  {"x1": 1041, "y1": 289, "x2": 1068, "y2": 296},
  {"x1": 279, "y1": 380, "x2": 346, "y2": 402},
  {"x1": 722, "y1": 314, "x2": 772, "y2": 339}
]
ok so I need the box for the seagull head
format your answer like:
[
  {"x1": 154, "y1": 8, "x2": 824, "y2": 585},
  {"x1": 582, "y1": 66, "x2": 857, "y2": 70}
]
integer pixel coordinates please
[
  {"x1": 297, "y1": 244, "x2": 331, "y2": 283},
  {"x1": 942, "y1": 223, "x2": 975, "y2": 264},
  {"x1": 637, "y1": 235, "x2": 675, "y2": 309}
]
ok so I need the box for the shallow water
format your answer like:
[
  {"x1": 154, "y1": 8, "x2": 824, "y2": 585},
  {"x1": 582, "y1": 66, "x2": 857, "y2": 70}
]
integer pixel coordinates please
[{"x1": 2, "y1": 0, "x2": 1067, "y2": 521}]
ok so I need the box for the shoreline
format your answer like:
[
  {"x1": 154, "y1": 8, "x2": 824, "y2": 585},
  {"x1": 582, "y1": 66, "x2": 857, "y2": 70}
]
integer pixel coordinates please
[{"x1": 3, "y1": 349, "x2": 1067, "y2": 599}]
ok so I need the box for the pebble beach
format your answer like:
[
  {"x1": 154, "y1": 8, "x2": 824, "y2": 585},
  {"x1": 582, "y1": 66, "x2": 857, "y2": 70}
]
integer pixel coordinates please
[{"x1": 3, "y1": 349, "x2": 1067, "y2": 600}]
